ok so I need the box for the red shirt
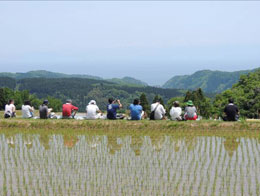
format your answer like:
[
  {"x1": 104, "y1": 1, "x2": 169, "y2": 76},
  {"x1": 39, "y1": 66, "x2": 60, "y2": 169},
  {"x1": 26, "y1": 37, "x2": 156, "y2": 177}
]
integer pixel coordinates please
[{"x1": 62, "y1": 103, "x2": 78, "y2": 117}]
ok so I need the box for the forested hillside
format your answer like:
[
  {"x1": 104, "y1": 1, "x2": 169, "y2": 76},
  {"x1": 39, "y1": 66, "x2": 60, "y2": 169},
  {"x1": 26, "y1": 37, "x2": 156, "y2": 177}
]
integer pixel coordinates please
[
  {"x1": 0, "y1": 77, "x2": 184, "y2": 112},
  {"x1": 107, "y1": 77, "x2": 148, "y2": 86},
  {"x1": 0, "y1": 70, "x2": 103, "y2": 80},
  {"x1": 0, "y1": 70, "x2": 148, "y2": 87},
  {"x1": 213, "y1": 69, "x2": 260, "y2": 118},
  {"x1": 163, "y1": 69, "x2": 256, "y2": 93}
]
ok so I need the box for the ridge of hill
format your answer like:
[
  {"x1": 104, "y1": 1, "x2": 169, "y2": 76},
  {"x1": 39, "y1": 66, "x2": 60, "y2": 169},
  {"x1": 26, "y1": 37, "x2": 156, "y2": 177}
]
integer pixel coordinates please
[
  {"x1": 0, "y1": 70, "x2": 148, "y2": 87},
  {"x1": 0, "y1": 77, "x2": 184, "y2": 111},
  {"x1": 163, "y1": 68, "x2": 258, "y2": 93},
  {"x1": 106, "y1": 77, "x2": 148, "y2": 86}
]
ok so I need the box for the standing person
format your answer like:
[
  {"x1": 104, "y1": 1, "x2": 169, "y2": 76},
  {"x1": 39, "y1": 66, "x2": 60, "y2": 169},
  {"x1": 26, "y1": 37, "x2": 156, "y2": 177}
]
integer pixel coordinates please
[
  {"x1": 150, "y1": 99, "x2": 166, "y2": 120},
  {"x1": 107, "y1": 98, "x2": 123, "y2": 120},
  {"x1": 86, "y1": 100, "x2": 102, "y2": 120},
  {"x1": 223, "y1": 98, "x2": 239, "y2": 121},
  {"x1": 170, "y1": 101, "x2": 182, "y2": 121},
  {"x1": 129, "y1": 99, "x2": 144, "y2": 120},
  {"x1": 39, "y1": 100, "x2": 53, "y2": 119},
  {"x1": 22, "y1": 100, "x2": 34, "y2": 118},
  {"x1": 4, "y1": 99, "x2": 16, "y2": 118},
  {"x1": 184, "y1": 100, "x2": 197, "y2": 120},
  {"x1": 62, "y1": 99, "x2": 78, "y2": 119}
]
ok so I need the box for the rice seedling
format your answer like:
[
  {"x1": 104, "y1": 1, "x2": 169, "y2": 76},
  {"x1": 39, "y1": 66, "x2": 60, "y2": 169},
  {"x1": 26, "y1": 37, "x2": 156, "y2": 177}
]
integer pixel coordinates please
[{"x1": 0, "y1": 120, "x2": 259, "y2": 195}]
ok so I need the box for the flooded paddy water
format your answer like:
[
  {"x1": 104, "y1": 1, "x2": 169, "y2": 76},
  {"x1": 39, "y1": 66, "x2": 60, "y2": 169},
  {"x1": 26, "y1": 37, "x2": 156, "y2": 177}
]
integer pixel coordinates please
[
  {"x1": 0, "y1": 127, "x2": 260, "y2": 196},
  {"x1": 0, "y1": 130, "x2": 260, "y2": 195}
]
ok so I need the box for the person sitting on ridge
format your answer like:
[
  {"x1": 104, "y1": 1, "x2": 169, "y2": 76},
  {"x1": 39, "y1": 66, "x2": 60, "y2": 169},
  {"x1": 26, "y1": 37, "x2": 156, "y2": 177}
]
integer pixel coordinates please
[
  {"x1": 170, "y1": 101, "x2": 182, "y2": 121},
  {"x1": 22, "y1": 100, "x2": 34, "y2": 118},
  {"x1": 150, "y1": 99, "x2": 166, "y2": 120},
  {"x1": 86, "y1": 100, "x2": 102, "y2": 120},
  {"x1": 4, "y1": 99, "x2": 16, "y2": 118},
  {"x1": 184, "y1": 100, "x2": 197, "y2": 120},
  {"x1": 223, "y1": 98, "x2": 239, "y2": 121},
  {"x1": 62, "y1": 99, "x2": 78, "y2": 119},
  {"x1": 39, "y1": 100, "x2": 53, "y2": 119},
  {"x1": 107, "y1": 98, "x2": 124, "y2": 120},
  {"x1": 129, "y1": 98, "x2": 144, "y2": 120}
]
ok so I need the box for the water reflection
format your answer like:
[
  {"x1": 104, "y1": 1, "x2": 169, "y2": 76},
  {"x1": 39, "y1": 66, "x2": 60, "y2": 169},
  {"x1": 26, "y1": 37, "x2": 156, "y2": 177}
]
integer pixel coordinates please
[
  {"x1": 107, "y1": 136, "x2": 122, "y2": 155},
  {"x1": 39, "y1": 134, "x2": 51, "y2": 150},
  {"x1": 64, "y1": 135, "x2": 79, "y2": 148},
  {"x1": 0, "y1": 133, "x2": 259, "y2": 195},
  {"x1": 23, "y1": 134, "x2": 33, "y2": 149},
  {"x1": 130, "y1": 136, "x2": 143, "y2": 156},
  {"x1": 223, "y1": 136, "x2": 240, "y2": 157}
]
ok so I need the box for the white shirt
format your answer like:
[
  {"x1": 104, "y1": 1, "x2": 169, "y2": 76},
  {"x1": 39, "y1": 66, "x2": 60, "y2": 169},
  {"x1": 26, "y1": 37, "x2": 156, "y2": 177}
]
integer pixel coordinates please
[
  {"x1": 22, "y1": 105, "x2": 34, "y2": 118},
  {"x1": 170, "y1": 107, "x2": 182, "y2": 120},
  {"x1": 5, "y1": 104, "x2": 15, "y2": 115},
  {"x1": 86, "y1": 104, "x2": 100, "y2": 119},
  {"x1": 151, "y1": 103, "x2": 166, "y2": 120}
]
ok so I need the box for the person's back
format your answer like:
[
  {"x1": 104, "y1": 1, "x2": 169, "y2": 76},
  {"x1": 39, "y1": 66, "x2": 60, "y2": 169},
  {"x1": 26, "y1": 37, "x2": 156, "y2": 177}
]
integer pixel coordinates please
[
  {"x1": 39, "y1": 104, "x2": 48, "y2": 119},
  {"x1": 86, "y1": 100, "x2": 100, "y2": 119},
  {"x1": 129, "y1": 99, "x2": 143, "y2": 120},
  {"x1": 151, "y1": 102, "x2": 166, "y2": 120},
  {"x1": 170, "y1": 101, "x2": 182, "y2": 121},
  {"x1": 184, "y1": 100, "x2": 197, "y2": 120},
  {"x1": 107, "y1": 104, "x2": 119, "y2": 119},
  {"x1": 185, "y1": 106, "x2": 196, "y2": 118},
  {"x1": 224, "y1": 99, "x2": 239, "y2": 121},
  {"x1": 22, "y1": 101, "x2": 34, "y2": 118},
  {"x1": 107, "y1": 98, "x2": 122, "y2": 120},
  {"x1": 62, "y1": 100, "x2": 78, "y2": 118},
  {"x1": 4, "y1": 100, "x2": 16, "y2": 118}
]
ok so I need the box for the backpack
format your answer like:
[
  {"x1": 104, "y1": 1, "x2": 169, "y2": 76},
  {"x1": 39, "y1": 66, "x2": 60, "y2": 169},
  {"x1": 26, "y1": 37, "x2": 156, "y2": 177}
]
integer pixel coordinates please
[{"x1": 150, "y1": 104, "x2": 160, "y2": 120}]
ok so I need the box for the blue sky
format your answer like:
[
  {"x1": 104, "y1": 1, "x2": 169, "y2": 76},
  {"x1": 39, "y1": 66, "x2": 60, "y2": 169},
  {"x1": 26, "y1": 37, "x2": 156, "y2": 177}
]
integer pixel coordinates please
[{"x1": 0, "y1": 2, "x2": 260, "y2": 85}]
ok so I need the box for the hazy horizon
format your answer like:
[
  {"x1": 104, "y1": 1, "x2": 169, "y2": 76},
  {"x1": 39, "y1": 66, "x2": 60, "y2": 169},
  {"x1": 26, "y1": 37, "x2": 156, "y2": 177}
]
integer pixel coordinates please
[{"x1": 0, "y1": 2, "x2": 260, "y2": 85}]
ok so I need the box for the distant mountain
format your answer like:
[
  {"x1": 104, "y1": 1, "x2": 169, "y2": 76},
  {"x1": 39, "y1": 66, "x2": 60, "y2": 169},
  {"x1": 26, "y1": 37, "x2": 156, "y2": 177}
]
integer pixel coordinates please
[
  {"x1": 0, "y1": 70, "x2": 103, "y2": 80},
  {"x1": 0, "y1": 77, "x2": 184, "y2": 111},
  {"x1": 0, "y1": 70, "x2": 148, "y2": 87},
  {"x1": 163, "y1": 69, "x2": 258, "y2": 93},
  {"x1": 107, "y1": 77, "x2": 148, "y2": 86}
]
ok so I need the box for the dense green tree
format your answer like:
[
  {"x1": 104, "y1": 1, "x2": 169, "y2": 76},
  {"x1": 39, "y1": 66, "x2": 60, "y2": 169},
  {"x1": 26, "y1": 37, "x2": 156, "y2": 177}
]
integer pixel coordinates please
[
  {"x1": 46, "y1": 96, "x2": 62, "y2": 112},
  {"x1": 0, "y1": 87, "x2": 62, "y2": 112},
  {"x1": 0, "y1": 77, "x2": 184, "y2": 112},
  {"x1": 153, "y1": 95, "x2": 165, "y2": 107},
  {"x1": 140, "y1": 93, "x2": 150, "y2": 114},
  {"x1": 213, "y1": 69, "x2": 260, "y2": 118}
]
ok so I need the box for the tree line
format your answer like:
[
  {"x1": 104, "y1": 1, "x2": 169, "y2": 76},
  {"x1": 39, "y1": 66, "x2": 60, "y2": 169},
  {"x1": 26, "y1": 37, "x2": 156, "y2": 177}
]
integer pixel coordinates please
[{"x1": 0, "y1": 69, "x2": 259, "y2": 118}]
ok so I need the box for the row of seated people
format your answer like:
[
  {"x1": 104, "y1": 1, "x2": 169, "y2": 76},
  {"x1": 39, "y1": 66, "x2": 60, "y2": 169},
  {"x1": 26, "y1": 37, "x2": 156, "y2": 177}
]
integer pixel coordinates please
[{"x1": 3, "y1": 98, "x2": 239, "y2": 121}]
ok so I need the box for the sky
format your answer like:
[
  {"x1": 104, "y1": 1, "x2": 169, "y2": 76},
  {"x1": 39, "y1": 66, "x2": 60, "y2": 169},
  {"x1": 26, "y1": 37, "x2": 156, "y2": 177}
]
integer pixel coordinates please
[{"x1": 0, "y1": 1, "x2": 260, "y2": 85}]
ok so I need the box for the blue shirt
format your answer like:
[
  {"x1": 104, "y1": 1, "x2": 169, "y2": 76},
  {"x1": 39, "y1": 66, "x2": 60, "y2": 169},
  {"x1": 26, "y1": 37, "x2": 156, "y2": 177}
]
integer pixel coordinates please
[
  {"x1": 129, "y1": 104, "x2": 143, "y2": 120},
  {"x1": 107, "y1": 104, "x2": 120, "y2": 119}
]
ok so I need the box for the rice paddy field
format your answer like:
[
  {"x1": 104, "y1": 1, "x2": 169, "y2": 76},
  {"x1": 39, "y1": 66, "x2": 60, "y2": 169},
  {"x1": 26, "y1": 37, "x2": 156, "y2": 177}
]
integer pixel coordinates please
[{"x1": 0, "y1": 118, "x2": 260, "y2": 195}]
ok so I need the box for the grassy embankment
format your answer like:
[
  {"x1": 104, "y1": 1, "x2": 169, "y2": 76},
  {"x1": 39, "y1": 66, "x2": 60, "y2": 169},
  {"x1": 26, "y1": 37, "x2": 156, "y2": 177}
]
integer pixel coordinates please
[
  {"x1": 0, "y1": 114, "x2": 260, "y2": 139},
  {"x1": 1, "y1": 110, "x2": 260, "y2": 137}
]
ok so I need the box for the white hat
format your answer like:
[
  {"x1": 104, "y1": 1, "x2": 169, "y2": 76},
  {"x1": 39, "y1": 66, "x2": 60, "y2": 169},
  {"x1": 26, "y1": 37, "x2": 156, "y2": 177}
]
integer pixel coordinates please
[{"x1": 89, "y1": 100, "x2": 96, "y2": 105}]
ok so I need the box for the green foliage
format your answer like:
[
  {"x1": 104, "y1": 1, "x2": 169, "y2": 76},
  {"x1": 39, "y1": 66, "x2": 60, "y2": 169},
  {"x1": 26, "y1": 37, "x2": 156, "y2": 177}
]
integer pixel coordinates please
[
  {"x1": 0, "y1": 87, "x2": 62, "y2": 112},
  {"x1": 163, "y1": 69, "x2": 256, "y2": 93},
  {"x1": 0, "y1": 77, "x2": 16, "y2": 89},
  {"x1": 167, "y1": 97, "x2": 185, "y2": 109},
  {"x1": 0, "y1": 70, "x2": 102, "y2": 80},
  {"x1": 10, "y1": 78, "x2": 183, "y2": 112},
  {"x1": 214, "y1": 69, "x2": 260, "y2": 118},
  {"x1": 107, "y1": 77, "x2": 148, "y2": 87},
  {"x1": 140, "y1": 93, "x2": 150, "y2": 114},
  {"x1": 46, "y1": 96, "x2": 62, "y2": 112},
  {"x1": 152, "y1": 95, "x2": 165, "y2": 107}
]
